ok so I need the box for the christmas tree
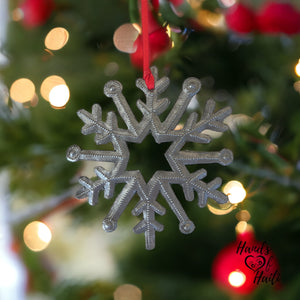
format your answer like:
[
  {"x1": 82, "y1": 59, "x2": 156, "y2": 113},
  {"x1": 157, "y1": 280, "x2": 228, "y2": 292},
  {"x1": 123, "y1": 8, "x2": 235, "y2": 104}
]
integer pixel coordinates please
[{"x1": 1, "y1": 0, "x2": 300, "y2": 299}]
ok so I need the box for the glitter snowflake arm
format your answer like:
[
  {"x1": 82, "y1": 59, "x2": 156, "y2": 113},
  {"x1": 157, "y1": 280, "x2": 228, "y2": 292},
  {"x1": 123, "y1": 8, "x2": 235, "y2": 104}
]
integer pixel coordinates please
[
  {"x1": 102, "y1": 171, "x2": 140, "y2": 232},
  {"x1": 66, "y1": 128, "x2": 130, "y2": 205},
  {"x1": 132, "y1": 177, "x2": 166, "y2": 250},
  {"x1": 102, "y1": 172, "x2": 166, "y2": 250},
  {"x1": 157, "y1": 175, "x2": 196, "y2": 234},
  {"x1": 123, "y1": 85, "x2": 233, "y2": 242},
  {"x1": 104, "y1": 81, "x2": 140, "y2": 137},
  {"x1": 161, "y1": 78, "x2": 201, "y2": 132},
  {"x1": 163, "y1": 98, "x2": 233, "y2": 208}
]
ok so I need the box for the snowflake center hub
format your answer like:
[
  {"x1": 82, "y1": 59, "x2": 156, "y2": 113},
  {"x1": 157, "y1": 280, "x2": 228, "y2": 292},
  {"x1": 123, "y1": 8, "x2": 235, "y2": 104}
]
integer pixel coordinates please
[{"x1": 127, "y1": 134, "x2": 170, "y2": 183}]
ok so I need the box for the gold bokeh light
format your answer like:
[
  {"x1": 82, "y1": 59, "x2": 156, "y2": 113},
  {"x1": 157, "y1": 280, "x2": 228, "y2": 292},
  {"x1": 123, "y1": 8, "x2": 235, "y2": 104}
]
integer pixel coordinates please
[
  {"x1": 49, "y1": 84, "x2": 70, "y2": 108},
  {"x1": 10, "y1": 78, "x2": 35, "y2": 103},
  {"x1": 114, "y1": 284, "x2": 142, "y2": 300},
  {"x1": 45, "y1": 27, "x2": 69, "y2": 51},
  {"x1": 235, "y1": 221, "x2": 248, "y2": 234},
  {"x1": 223, "y1": 180, "x2": 247, "y2": 204},
  {"x1": 295, "y1": 59, "x2": 300, "y2": 77},
  {"x1": 40, "y1": 75, "x2": 66, "y2": 101},
  {"x1": 113, "y1": 23, "x2": 140, "y2": 53},
  {"x1": 236, "y1": 210, "x2": 251, "y2": 222},
  {"x1": 11, "y1": 8, "x2": 23, "y2": 22},
  {"x1": 23, "y1": 221, "x2": 52, "y2": 252}
]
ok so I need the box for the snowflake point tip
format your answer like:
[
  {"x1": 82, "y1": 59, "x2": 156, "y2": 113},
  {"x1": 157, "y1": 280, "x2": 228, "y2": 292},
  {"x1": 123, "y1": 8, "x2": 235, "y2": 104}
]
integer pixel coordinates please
[
  {"x1": 104, "y1": 80, "x2": 122, "y2": 97},
  {"x1": 66, "y1": 144, "x2": 81, "y2": 162},
  {"x1": 219, "y1": 149, "x2": 234, "y2": 166},
  {"x1": 103, "y1": 218, "x2": 117, "y2": 232},
  {"x1": 179, "y1": 220, "x2": 195, "y2": 234},
  {"x1": 183, "y1": 77, "x2": 201, "y2": 96}
]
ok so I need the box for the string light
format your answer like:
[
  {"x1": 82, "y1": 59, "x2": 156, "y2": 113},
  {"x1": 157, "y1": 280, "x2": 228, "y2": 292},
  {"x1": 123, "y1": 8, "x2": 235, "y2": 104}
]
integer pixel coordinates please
[
  {"x1": 295, "y1": 59, "x2": 300, "y2": 77},
  {"x1": 223, "y1": 180, "x2": 247, "y2": 204},
  {"x1": 49, "y1": 84, "x2": 70, "y2": 108},
  {"x1": 10, "y1": 78, "x2": 35, "y2": 103},
  {"x1": 228, "y1": 270, "x2": 246, "y2": 287},
  {"x1": 45, "y1": 27, "x2": 69, "y2": 51},
  {"x1": 23, "y1": 221, "x2": 52, "y2": 252}
]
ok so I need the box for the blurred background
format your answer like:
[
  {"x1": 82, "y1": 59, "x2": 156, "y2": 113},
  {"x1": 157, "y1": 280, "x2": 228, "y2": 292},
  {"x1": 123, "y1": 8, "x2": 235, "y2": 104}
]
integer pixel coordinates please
[{"x1": 1, "y1": 0, "x2": 300, "y2": 299}]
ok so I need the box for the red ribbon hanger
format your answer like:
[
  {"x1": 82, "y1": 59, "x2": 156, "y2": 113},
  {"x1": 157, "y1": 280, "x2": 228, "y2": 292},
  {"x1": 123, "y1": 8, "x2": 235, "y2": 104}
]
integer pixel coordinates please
[{"x1": 141, "y1": 0, "x2": 155, "y2": 90}]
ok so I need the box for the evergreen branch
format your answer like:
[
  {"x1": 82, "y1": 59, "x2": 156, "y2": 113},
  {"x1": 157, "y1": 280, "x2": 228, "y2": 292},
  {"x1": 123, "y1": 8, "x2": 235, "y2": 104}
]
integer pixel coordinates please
[
  {"x1": 230, "y1": 161, "x2": 300, "y2": 191},
  {"x1": 10, "y1": 189, "x2": 76, "y2": 225}
]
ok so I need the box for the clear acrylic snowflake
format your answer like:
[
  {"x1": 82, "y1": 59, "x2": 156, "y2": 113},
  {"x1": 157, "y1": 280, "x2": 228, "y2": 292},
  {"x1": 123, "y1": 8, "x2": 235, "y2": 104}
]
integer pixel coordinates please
[{"x1": 67, "y1": 67, "x2": 233, "y2": 250}]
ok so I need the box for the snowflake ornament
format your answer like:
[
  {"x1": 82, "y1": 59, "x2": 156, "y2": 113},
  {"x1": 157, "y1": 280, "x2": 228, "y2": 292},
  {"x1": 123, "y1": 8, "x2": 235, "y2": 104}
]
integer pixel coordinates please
[{"x1": 67, "y1": 67, "x2": 233, "y2": 250}]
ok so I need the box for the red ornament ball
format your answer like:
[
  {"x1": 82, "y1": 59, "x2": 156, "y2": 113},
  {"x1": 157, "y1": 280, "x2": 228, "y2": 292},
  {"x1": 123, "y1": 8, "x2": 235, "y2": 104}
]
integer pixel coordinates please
[
  {"x1": 19, "y1": 0, "x2": 55, "y2": 28},
  {"x1": 212, "y1": 230, "x2": 280, "y2": 296},
  {"x1": 256, "y1": 2, "x2": 300, "y2": 35},
  {"x1": 225, "y1": 3, "x2": 257, "y2": 34}
]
